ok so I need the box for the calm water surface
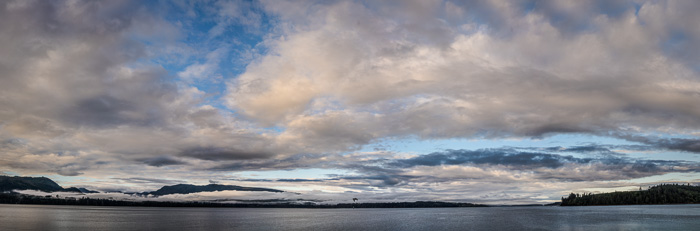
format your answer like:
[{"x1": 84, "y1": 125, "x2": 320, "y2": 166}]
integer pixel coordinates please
[{"x1": 1, "y1": 204, "x2": 699, "y2": 231}]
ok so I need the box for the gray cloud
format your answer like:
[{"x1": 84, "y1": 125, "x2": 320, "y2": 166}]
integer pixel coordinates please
[
  {"x1": 614, "y1": 134, "x2": 700, "y2": 153},
  {"x1": 141, "y1": 156, "x2": 186, "y2": 167},
  {"x1": 114, "y1": 177, "x2": 186, "y2": 185},
  {"x1": 389, "y1": 148, "x2": 695, "y2": 170},
  {"x1": 0, "y1": 0, "x2": 192, "y2": 177},
  {"x1": 0, "y1": 0, "x2": 284, "y2": 178},
  {"x1": 390, "y1": 149, "x2": 589, "y2": 169},
  {"x1": 206, "y1": 153, "x2": 333, "y2": 171},
  {"x1": 180, "y1": 146, "x2": 274, "y2": 161},
  {"x1": 275, "y1": 178, "x2": 325, "y2": 182},
  {"x1": 538, "y1": 145, "x2": 615, "y2": 154},
  {"x1": 53, "y1": 164, "x2": 86, "y2": 176},
  {"x1": 527, "y1": 0, "x2": 634, "y2": 36},
  {"x1": 64, "y1": 95, "x2": 157, "y2": 128},
  {"x1": 236, "y1": 178, "x2": 326, "y2": 182}
]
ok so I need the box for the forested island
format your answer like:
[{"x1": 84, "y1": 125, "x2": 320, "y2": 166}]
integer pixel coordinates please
[{"x1": 561, "y1": 184, "x2": 700, "y2": 206}]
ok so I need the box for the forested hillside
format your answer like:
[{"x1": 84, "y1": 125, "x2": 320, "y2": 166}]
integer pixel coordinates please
[
  {"x1": 561, "y1": 184, "x2": 700, "y2": 206},
  {"x1": 0, "y1": 176, "x2": 66, "y2": 192}
]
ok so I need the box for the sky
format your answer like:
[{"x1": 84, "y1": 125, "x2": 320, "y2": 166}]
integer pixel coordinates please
[{"x1": 1, "y1": 0, "x2": 699, "y2": 204}]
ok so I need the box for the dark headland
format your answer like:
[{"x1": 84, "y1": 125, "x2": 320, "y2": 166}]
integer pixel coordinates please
[{"x1": 561, "y1": 184, "x2": 700, "y2": 206}]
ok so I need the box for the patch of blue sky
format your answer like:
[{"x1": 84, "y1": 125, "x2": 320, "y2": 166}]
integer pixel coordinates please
[
  {"x1": 2, "y1": 171, "x2": 19, "y2": 176},
  {"x1": 693, "y1": 64, "x2": 700, "y2": 74},
  {"x1": 658, "y1": 30, "x2": 698, "y2": 72},
  {"x1": 629, "y1": 172, "x2": 700, "y2": 185},
  {"x1": 638, "y1": 131, "x2": 699, "y2": 140},
  {"x1": 634, "y1": 2, "x2": 643, "y2": 16},
  {"x1": 661, "y1": 31, "x2": 687, "y2": 55},
  {"x1": 261, "y1": 125, "x2": 286, "y2": 133},
  {"x1": 518, "y1": 0, "x2": 537, "y2": 15},
  {"x1": 229, "y1": 168, "x2": 351, "y2": 180},
  {"x1": 545, "y1": 14, "x2": 598, "y2": 35},
  {"x1": 148, "y1": 4, "x2": 275, "y2": 114},
  {"x1": 595, "y1": 1, "x2": 636, "y2": 18},
  {"x1": 615, "y1": 146, "x2": 700, "y2": 162},
  {"x1": 580, "y1": 185, "x2": 644, "y2": 194}
]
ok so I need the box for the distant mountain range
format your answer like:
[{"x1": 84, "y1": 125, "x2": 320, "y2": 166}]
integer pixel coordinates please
[
  {"x1": 65, "y1": 187, "x2": 100, "y2": 194},
  {"x1": 0, "y1": 175, "x2": 283, "y2": 196},
  {"x1": 0, "y1": 176, "x2": 94, "y2": 193}
]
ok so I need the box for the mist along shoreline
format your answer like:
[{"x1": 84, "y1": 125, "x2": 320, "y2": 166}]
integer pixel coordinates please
[{"x1": 3, "y1": 183, "x2": 699, "y2": 208}]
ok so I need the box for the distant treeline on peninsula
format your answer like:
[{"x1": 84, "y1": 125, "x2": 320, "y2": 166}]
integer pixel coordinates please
[
  {"x1": 0, "y1": 192, "x2": 486, "y2": 208},
  {"x1": 561, "y1": 184, "x2": 700, "y2": 206}
]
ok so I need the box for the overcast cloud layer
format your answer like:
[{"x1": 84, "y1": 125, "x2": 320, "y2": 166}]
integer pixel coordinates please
[{"x1": 1, "y1": 0, "x2": 699, "y2": 204}]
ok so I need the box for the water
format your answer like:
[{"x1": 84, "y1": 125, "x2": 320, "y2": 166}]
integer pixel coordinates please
[{"x1": 1, "y1": 204, "x2": 699, "y2": 231}]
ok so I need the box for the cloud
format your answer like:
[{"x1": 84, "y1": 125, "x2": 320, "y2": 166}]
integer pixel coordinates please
[
  {"x1": 275, "y1": 179, "x2": 325, "y2": 182},
  {"x1": 390, "y1": 149, "x2": 588, "y2": 169},
  {"x1": 219, "y1": 0, "x2": 700, "y2": 157},
  {"x1": 141, "y1": 156, "x2": 187, "y2": 167},
  {"x1": 180, "y1": 146, "x2": 274, "y2": 161},
  {"x1": 613, "y1": 134, "x2": 700, "y2": 153},
  {"x1": 206, "y1": 153, "x2": 334, "y2": 171},
  {"x1": 0, "y1": 0, "x2": 282, "y2": 178},
  {"x1": 0, "y1": 0, "x2": 183, "y2": 175},
  {"x1": 177, "y1": 47, "x2": 228, "y2": 82},
  {"x1": 0, "y1": 1, "x2": 183, "y2": 130},
  {"x1": 209, "y1": 0, "x2": 265, "y2": 38},
  {"x1": 114, "y1": 177, "x2": 187, "y2": 185}
]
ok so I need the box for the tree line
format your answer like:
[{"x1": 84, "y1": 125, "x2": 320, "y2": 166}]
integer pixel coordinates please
[{"x1": 561, "y1": 184, "x2": 700, "y2": 206}]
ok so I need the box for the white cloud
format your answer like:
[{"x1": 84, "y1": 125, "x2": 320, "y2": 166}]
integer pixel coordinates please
[
  {"x1": 224, "y1": 0, "x2": 700, "y2": 151},
  {"x1": 178, "y1": 47, "x2": 228, "y2": 82}
]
